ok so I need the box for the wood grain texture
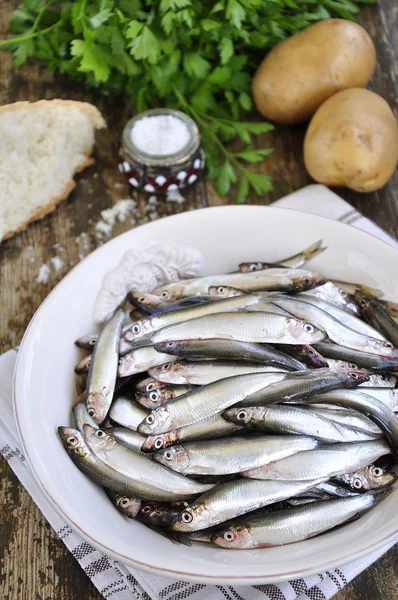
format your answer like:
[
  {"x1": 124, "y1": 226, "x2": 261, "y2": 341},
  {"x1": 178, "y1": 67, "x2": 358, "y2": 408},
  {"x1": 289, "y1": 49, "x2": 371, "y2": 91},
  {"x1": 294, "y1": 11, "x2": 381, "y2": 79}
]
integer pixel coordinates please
[{"x1": 0, "y1": 1, "x2": 397, "y2": 599}]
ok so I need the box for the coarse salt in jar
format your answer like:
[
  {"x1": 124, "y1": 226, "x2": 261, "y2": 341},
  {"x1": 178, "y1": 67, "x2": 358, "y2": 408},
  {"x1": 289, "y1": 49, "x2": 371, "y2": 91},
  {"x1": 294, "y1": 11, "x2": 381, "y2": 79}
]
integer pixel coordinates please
[{"x1": 119, "y1": 108, "x2": 205, "y2": 194}]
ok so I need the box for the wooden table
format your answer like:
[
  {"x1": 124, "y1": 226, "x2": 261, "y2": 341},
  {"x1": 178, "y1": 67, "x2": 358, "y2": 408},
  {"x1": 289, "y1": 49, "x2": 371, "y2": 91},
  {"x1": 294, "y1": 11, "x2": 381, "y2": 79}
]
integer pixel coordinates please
[{"x1": 0, "y1": 1, "x2": 397, "y2": 599}]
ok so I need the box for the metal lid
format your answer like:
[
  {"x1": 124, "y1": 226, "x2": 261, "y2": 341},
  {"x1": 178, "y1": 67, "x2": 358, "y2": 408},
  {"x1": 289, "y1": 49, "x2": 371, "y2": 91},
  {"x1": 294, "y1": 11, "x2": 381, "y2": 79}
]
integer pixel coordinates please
[{"x1": 122, "y1": 108, "x2": 201, "y2": 167}]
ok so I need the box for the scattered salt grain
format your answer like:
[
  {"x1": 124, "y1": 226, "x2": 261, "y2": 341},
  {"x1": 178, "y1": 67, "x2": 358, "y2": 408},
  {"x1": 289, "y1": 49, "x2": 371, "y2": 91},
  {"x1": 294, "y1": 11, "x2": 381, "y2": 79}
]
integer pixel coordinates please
[
  {"x1": 36, "y1": 264, "x2": 50, "y2": 284},
  {"x1": 95, "y1": 220, "x2": 112, "y2": 237},
  {"x1": 131, "y1": 115, "x2": 190, "y2": 157},
  {"x1": 148, "y1": 211, "x2": 158, "y2": 221},
  {"x1": 166, "y1": 188, "x2": 185, "y2": 204},
  {"x1": 30, "y1": 257, "x2": 35, "y2": 263},
  {"x1": 101, "y1": 199, "x2": 137, "y2": 226},
  {"x1": 51, "y1": 256, "x2": 64, "y2": 272},
  {"x1": 93, "y1": 173, "x2": 99, "y2": 179},
  {"x1": 114, "y1": 182, "x2": 125, "y2": 189},
  {"x1": 148, "y1": 195, "x2": 158, "y2": 206}
]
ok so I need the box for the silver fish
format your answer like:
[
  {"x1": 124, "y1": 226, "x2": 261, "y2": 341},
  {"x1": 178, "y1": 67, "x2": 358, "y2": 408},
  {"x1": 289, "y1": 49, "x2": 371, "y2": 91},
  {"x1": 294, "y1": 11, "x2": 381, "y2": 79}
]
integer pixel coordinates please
[
  {"x1": 107, "y1": 491, "x2": 141, "y2": 518},
  {"x1": 356, "y1": 291, "x2": 398, "y2": 347},
  {"x1": 313, "y1": 342, "x2": 398, "y2": 371},
  {"x1": 223, "y1": 405, "x2": 376, "y2": 443},
  {"x1": 212, "y1": 492, "x2": 382, "y2": 549},
  {"x1": 84, "y1": 308, "x2": 125, "y2": 424},
  {"x1": 242, "y1": 440, "x2": 391, "y2": 481},
  {"x1": 309, "y1": 388, "x2": 398, "y2": 412},
  {"x1": 296, "y1": 294, "x2": 386, "y2": 341},
  {"x1": 299, "y1": 389, "x2": 398, "y2": 453},
  {"x1": 141, "y1": 414, "x2": 243, "y2": 452},
  {"x1": 75, "y1": 334, "x2": 98, "y2": 350},
  {"x1": 241, "y1": 369, "x2": 369, "y2": 407},
  {"x1": 171, "y1": 478, "x2": 322, "y2": 532},
  {"x1": 153, "y1": 268, "x2": 326, "y2": 301},
  {"x1": 122, "y1": 294, "x2": 263, "y2": 344},
  {"x1": 106, "y1": 427, "x2": 146, "y2": 453},
  {"x1": 109, "y1": 397, "x2": 149, "y2": 431},
  {"x1": 58, "y1": 427, "x2": 182, "y2": 501},
  {"x1": 154, "y1": 339, "x2": 307, "y2": 371},
  {"x1": 271, "y1": 297, "x2": 396, "y2": 357},
  {"x1": 153, "y1": 435, "x2": 318, "y2": 475},
  {"x1": 118, "y1": 345, "x2": 178, "y2": 377},
  {"x1": 135, "y1": 385, "x2": 194, "y2": 409},
  {"x1": 72, "y1": 401, "x2": 98, "y2": 432},
  {"x1": 83, "y1": 425, "x2": 214, "y2": 497},
  {"x1": 75, "y1": 354, "x2": 92, "y2": 374},
  {"x1": 152, "y1": 312, "x2": 327, "y2": 345},
  {"x1": 137, "y1": 372, "x2": 288, "y2": 435},
  {"x1": 334, "y1": 464, "x2": 397, "y2": 492},
  {"x1": 331, "y1": 280, "x2": 384, "y2": 299},
  {"x1": 238, "y1": 240, "x2": 326, "y2": 271},
  {"x1": 208, "y1": 286, "x2": 247, "y2": 298},
  {"x1": 293, "y1": 406, "x2": 383, "y2": 437},
  {"x1": 324, "y1": 360, "x2": 397, "y2": 387},
  {"x1": 149, "y1": 361, "x2": 288, "y2": 386}
]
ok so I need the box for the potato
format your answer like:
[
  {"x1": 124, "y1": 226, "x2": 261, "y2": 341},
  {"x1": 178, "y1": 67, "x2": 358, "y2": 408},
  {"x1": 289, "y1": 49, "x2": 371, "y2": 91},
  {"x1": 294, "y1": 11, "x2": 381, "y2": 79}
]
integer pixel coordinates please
[
  {"x1": 304, "y1": 88, "x2": 398, "y2": 193},
  {"x1": 252, "y1": 19, "x2": 376, "y2": 125}
]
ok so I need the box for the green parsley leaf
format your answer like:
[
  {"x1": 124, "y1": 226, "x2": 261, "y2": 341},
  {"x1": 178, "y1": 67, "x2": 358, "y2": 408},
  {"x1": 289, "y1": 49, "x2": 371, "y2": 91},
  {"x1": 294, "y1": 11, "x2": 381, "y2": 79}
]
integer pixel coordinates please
[
  {"x1": 71, "y1": 38, "x2": 111, "y2": 82},
  {"x1": 226, "y1": 0, "x2": 246, "y2": 29},
  {"x1": 219, "y1": 37, "x2": 234, "y2": 65},
  {"x1": 184, "y1": 52, "x2": 211, "y2": 79}
]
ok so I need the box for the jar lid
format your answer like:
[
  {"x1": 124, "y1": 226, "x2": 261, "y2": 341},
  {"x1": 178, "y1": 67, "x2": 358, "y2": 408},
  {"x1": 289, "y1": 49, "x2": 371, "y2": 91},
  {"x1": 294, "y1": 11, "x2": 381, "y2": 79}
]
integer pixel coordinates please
[{"x1": 122, "y1": 108, "x2": 201, "y2": 167}]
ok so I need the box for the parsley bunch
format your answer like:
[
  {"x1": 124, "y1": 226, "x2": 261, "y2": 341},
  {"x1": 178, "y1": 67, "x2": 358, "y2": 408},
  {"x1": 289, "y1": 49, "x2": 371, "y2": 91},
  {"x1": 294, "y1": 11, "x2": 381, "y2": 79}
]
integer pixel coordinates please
[{"x1": 1, "y1": 0, "x2": 373, "y2": 200}]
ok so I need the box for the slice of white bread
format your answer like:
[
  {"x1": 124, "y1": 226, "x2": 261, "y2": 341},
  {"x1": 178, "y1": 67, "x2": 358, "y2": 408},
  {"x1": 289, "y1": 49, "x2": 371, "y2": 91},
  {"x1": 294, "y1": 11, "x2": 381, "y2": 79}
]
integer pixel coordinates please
[{"x1": 0, "y1": 99, "x2": 106, "y2": 242}]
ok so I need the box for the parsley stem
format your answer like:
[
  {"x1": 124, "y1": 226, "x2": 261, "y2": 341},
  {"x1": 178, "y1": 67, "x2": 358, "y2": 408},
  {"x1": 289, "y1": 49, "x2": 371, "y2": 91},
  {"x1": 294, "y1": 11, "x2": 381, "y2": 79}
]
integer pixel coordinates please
[
  {"x1": 172, "y1": 86, "x2": 247, "y2": 176},
  {"x1": 0, "y1": 22, "x2": 59, "y2": 47}
]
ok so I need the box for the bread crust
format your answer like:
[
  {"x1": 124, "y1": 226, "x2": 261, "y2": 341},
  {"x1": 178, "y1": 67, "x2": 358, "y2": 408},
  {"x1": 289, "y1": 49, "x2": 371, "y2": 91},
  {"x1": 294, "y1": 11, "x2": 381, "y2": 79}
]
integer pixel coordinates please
[{"x1": 0, "y1": 100, "x2": 106, "y2": 242}]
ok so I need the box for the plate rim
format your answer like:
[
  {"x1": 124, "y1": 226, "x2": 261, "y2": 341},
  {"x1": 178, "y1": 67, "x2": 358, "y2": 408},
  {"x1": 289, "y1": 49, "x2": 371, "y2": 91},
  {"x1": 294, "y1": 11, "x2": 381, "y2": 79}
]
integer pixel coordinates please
[{"x1": 13, "y1": 204, "x2": 398, "y2": 584}]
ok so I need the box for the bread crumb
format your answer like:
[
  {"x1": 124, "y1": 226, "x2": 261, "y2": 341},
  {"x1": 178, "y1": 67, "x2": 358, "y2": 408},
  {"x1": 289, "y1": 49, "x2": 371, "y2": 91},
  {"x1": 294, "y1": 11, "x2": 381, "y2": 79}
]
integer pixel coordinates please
[
  {"x1": 51, "y1": 256, "x2": 64, "y2": 272},
  {"x1": 36, "y1": 264, "x2": 50, "y2": 284}
]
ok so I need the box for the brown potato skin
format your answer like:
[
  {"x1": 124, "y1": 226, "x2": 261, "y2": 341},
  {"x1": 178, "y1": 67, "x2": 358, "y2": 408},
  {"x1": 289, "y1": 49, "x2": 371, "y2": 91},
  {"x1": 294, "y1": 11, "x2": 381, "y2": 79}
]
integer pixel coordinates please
[
  {"x1": 304, "y1": 88, "x2": 398, "y2": 193},
  {"x1": 252, "y1": 19, "x2": 376, "y2": 125}
]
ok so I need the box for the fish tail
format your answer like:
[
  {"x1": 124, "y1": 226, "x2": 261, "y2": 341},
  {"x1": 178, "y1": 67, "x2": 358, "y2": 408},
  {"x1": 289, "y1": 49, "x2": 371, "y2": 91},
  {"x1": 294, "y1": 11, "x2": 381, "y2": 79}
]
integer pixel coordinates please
[{"x1": 303, "y1": 240, "x2": 327, "y2": 261}]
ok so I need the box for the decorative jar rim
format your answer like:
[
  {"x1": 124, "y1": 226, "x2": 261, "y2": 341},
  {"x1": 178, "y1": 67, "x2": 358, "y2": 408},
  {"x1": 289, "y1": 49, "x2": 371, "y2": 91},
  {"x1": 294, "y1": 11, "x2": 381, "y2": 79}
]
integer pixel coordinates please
[{"x1": 122, "y1": 108, "x2": 201, "y2": 167}]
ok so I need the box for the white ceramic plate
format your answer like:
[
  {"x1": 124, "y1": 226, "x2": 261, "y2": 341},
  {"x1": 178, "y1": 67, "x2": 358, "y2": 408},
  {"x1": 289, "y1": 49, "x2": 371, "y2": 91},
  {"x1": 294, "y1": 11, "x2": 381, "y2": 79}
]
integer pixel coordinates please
[{"x1": 14, "y1": 206, "x2": 398, "y2": 584}]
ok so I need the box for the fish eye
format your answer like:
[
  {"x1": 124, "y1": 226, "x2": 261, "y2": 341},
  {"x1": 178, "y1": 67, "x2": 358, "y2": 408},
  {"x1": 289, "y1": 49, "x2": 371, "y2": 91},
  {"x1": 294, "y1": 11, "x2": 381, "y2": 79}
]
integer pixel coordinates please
[
  {"x1": 161, "y1": 291, "x2": 169, "y2": 299},
  {"x1": 353, "y1": 478, "x2": 363, "y2": 489},
  {"x1": 132, "y1": 324, "x2": 141, "y2": 334},
  {"x1": 66, "y1": 435, "x2": 79, "y2": 446},
  {"x1": 167, "y1": 341, "x2": 175, "y2": 348},
  {"x1": 237, "y1": 410, "x2": 248, "y2": 421},
  {"x1": 162, "y1": 363, "x2": 172, "y2": 371},
  {"x1": 349, "y1": 372, "x2": 359, "y2": 380},
  {"x1": 154, "y1": 437, "x2": 164, "y2": 449},
  {"x1": 149, "y1": 391, "x2": 159, "y2": 402},
  {"x1": 146, "y1": 414, "x2": 155, "y2": 425},
  {"x1": 249, "y1": 265, "x2": 257, "y2": 272},
  {"x1": 142, "y1": 505, "x2": 152, "y2": 514},
  {"x1": 384, "y1": 341, "x2": 394, "y2": 349},
  {"x1": 181, "y1": 511, "x2": 193, "y2": 523},
  {"x1": 303, "y1": 277, "x2": 312, "y2": 286},
  {"x1": 89, "y1": 338, "x2": 97, "y2": 346},
  {"x1": 147, "y1": 382, "x2": 156, "y2": 391},
  {"x1": 119, "y1": 498, "x2": 131, "y2": 508},
  {"x1": 359, "y1": 298, "x2": 367, "y2": 307},
  {"x1": 308, "y1": 348, "x2": 316, "y2": 355},
  {"x1": 164, "y1": 450, "x2": 173, "y2": 460},
  {"x1": 94, "y1": 430, "x2": 106, "y2": 438},
  {"x1": 218, "y1": 287, "x2": 226, "y2": 294},
  {"x1": 87, "y1": 408, "x2": 96, "y2": 417},
  {"x1": 340, "y1": 291, "x2": 348, "y2": 298},
  {"x1": 138, "y1": 297, "x2": 146, "y2": 303},
  {"x1": 371, "y1": 466, "x2": 384, "y2": 477},
  {"x1": 223, "y1": 530, "x2": 236, "y2": 542},
  {"x1": 349, "y1": 363, "x2": 357, "y2": 369},
  {"x1": 304, "y1": 323, "x2": 314, "y2": 333}
]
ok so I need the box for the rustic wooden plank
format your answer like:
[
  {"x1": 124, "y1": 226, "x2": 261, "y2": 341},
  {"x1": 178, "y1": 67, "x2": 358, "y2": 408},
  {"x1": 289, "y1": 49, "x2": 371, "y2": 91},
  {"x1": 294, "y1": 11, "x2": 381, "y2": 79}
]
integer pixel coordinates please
[{"x1": 0, "y1": 1, "x2": 397, "y2": 599}]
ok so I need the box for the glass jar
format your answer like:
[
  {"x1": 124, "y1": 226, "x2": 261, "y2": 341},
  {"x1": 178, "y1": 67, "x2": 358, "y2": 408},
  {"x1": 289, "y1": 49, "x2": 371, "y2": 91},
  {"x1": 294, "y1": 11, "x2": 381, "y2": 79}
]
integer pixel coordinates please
[{"x1": 119, "y1": 108, "x2": 205, "y2": 194}]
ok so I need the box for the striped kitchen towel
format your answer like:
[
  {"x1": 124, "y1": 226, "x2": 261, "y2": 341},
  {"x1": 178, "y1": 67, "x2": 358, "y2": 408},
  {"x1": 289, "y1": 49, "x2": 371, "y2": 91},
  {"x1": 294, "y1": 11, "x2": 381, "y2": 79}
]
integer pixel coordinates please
[{"x1": 0, "y1": 184, "x2": 397, "y2": 600}]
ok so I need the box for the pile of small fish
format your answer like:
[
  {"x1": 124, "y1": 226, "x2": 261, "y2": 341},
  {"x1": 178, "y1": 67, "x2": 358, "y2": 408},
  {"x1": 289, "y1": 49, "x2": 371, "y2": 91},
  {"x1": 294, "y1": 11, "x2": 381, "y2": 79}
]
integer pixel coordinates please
[{"x1": 59, "y1": 240, "x2": 398, "y2": 550}]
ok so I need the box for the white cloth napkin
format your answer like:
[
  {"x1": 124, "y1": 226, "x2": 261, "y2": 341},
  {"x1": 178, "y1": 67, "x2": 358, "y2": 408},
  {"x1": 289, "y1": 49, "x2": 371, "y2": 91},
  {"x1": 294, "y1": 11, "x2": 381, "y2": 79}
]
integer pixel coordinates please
[{"x1": 1, "y1": 184, "x2": 397, "y2": 600}]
